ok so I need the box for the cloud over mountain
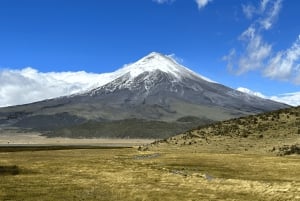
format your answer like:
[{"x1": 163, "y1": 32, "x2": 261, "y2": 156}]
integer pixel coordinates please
[
  {"x1": 237, "y1": 87, "x2": 266, "y2": 99},
  {"x1": 270, "y1": 92, "x2": 300, "y2": 106},
  {"x1": 237, "y1": 87, "x2": 300, "y2": 106},
  {"x1": 0, "y1": 68, "x2": 110, "y2": 107}
]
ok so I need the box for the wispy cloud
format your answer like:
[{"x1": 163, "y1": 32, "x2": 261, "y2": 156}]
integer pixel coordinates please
[
  {"x1": 237, "y1": 87, "x2": 300, "y2": 106},
  {"x1": 265, "y1": 35, "x2": 300, "y2": 82},
  {"x1": 260, "y1": 0, "x2": 282, "y2": 30},
  {"x1": 152, "y1": 0, "x2": 213, "y2": 9},
  {"x1": 152, "y1": 0, "x2": 175, "y2": 4},
  {"x1": 224, "y1": 0, "x2": 281, "y2": 74},
  {"x1": 236, "y1": 26, "x2": 272, "y2": 74},
  {"x1": 242, "y1": 0, "x2": 272, "y2": 19},
  {"x1": 261, "y1": 0, "x2": 271, "y2": 12},
  {"x1": 237, "y1": 87, "x2": 266, "y2": 98},
  {"x1": 167, "y1": 53, "x2": 184, "y2": 63},
  {"x1": 195, "y1": 0, "x2": 213, "y2": 9},
  {"x1": 0, "y1": 67, "x2": 117, "y2": 107},
  {"x1": 242, "y1": 4, "x2": 256, "y2": 19},
  {"x1": 270, "y1": 91, "x2": 300, "y2": 106},
  {"x1": 224, "y1": 0, "x2": 300, "y2": 84}
]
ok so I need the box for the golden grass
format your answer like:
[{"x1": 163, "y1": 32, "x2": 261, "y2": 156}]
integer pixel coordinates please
[{"x1": 0, "y1": 147, "x2": 299, "y2": 201}]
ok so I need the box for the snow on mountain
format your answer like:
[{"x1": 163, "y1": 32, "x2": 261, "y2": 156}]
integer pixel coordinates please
[
  {"x1": 77, "y1": 52, "x2": 215, "y2": 95},
  {"x1": 113, "y1": 52, "x2": 214, "y2": 82},
  {"x1": 96, "y1": 52, "x2": 214, "y2": 85},
  {"x1": 82, "y1": 51, "x2": 289, "y2": 115}
]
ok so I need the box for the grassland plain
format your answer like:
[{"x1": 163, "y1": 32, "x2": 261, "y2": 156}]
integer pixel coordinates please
[
  {"x1": 0, "y1": 146, "x2": 299, "y2": 201},
  {"x1": 1, "y1": 107, "x2": 300, "y2": 200}
]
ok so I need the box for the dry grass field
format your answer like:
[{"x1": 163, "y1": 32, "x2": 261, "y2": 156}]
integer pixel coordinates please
[
  {"x1": 1, "y1": 107, "x2": 300, "y2": 200},
  {"x1": 0, "y1": 145, "x2": 299, "y2": 201}
]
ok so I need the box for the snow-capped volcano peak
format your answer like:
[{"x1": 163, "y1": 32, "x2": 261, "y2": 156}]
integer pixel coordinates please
[
  {"x1": 78, "y1": 52, "x2": 214, "y2": 95},
  {"x1": 114, "y1": 52, "x2": 214, "y2": 82},
  {"x1": 115, "y1": 52, "x2": 183, "y2": 79}
]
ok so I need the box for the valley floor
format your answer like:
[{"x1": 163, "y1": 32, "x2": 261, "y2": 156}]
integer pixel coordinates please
[
  {"x1": 0, "y1": 130, "x2": 154, "y2": 146},
  {"x1": 0, "y1": 145, "x2": 299, "y2": 201}
]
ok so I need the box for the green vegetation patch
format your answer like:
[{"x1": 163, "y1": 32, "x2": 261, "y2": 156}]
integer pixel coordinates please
[{"x1": 49, "y1": 118, "x2": 201, "y2": 139}]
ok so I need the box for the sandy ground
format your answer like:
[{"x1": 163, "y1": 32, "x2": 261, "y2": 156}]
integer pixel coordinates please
[{"x1": 0, "y1": 129, "x2": 155, "y2": 146}]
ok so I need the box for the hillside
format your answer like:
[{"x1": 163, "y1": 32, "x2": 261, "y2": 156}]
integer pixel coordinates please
[
  {"x1": 0, "y1": 52, "x2": 288, "y2": 138},
  {"x1": 148, "y1": 106, "x2": 300, "y2": 155}
]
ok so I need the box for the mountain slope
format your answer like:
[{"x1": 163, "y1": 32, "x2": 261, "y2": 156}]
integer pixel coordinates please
[
  {"x1": 0, "y1": 52, "x2": 289, "y2": 138},
  {"x1": 149, "y1": 106, "x2": 300, "y2": 155}
]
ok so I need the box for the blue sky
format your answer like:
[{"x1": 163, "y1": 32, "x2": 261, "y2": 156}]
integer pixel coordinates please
[{"x1": 0, "y1": 0, "x2": 300, "y2": 106}]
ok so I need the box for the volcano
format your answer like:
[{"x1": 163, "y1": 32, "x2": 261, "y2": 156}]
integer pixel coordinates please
[{"x1": 0, "y1": 52, "x2": 288, "y2": 138}]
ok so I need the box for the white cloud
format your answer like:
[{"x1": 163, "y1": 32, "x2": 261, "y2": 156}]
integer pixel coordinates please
[
  {"x1": 222, "y1": 49, "x2": 236, "y2": 72},
  {"x1": 261, "y1": 0, "x2": 271, "y2": 12},
  {"x1": 242, "y1": 4, "x2": 256, "y2": 19},
  {"x1": 242, "y1": 0, "x2": 280, "y2": 23},
  {"x1": 224, "y1": 0, "x2": 300, "y2": 84},
  {"x1": 223, "y1": 26, "x2": 272, "y2": 74},
  {"x1": 237, "y1": 87, "x2": 266, "y2": 98},
  {"x1": 195, "y1": 0, "x2": 213, "y2": 9},
  {"x1": 224, "y1": 0, "x2": 281, "y2": 74},
  {"x1": 237, "y1": 87, "x2": 300, "y2": 106},
  {"x1": 265, "y1": 35, "x2": 300, "y2": 82},
  {"x1": 270, "y1": 92, "x2": 300, "y2": 106},
  {"x1": 152, "y1": 0, "x2": 175, "y2": 4},
  {"x1": 152, "y1": 0, "x2": 212, "y2": 10},
  {"x1": 0, "y1": 67, "x2": 117, "y2": 107},
  {"x1": 242, "y1": 0, "x2": 273, "y2": 20},
  {"x1": 236, "y1": 27, "x2": 272, "y2": 74},
  {"x1": 260, "y1": 0, "x2": 282, "y2": 30},
  {"x1": 167, "y1": 53, "x2": 184, "y2": 63}
]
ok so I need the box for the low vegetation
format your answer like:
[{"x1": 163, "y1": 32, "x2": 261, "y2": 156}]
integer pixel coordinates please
[
  {"x1": 0, "y1": 147, "x2": 299, "y2": 200},
  {"x1": 48, "y1": 117, "x2": 212, "y2": 139},
  {"x1": 0, "y1": 165, "x2": 20, "y2": 176},
  {"x1": 276, "y1": 144, "x2": 300, "y2": 156},
  {"x1": 148, "y1": 106, "x2": 300, "y2": 155},
  {"x1": 1, "y1": 107, "x2": 299, "y2": 200}
]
